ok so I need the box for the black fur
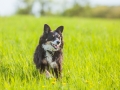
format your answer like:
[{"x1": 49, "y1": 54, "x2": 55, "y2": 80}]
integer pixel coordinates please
[{"x1": 34, "y1": 24, "x2": 64, "y2": 78}]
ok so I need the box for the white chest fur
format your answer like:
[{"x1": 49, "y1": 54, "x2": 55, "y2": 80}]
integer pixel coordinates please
[
  {"x1": 46, "y1": 51, "x2": 52, "y2": 64},
  {"x1": 45, "y1": 51, "x2": 57, "y2": 68}
]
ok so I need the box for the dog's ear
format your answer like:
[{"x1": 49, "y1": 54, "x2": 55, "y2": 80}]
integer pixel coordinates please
[
  {"x1": 55, "y1": 26, "x2": 64, "y2": 33},
  {"x1": 44, "y1": 24, "x2": 51, "y2": 34}
]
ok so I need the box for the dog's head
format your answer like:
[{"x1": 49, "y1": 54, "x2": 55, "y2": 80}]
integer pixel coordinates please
[{"x1": 40, "y1": 24, "x2": 64, "y2": 51}]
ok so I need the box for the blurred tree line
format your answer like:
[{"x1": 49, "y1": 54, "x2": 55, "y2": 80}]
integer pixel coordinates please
[
  {"x1": 62, "y1": 4, "x2": 120, "y2": 18},
  {"x1": 17, "y1": 0, "x2": 120, "y2": 18}
]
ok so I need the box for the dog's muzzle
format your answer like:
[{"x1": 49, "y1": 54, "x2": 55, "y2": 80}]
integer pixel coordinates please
[{"x1": 50, "y1": 42, "x2": 60, "y2": 49}]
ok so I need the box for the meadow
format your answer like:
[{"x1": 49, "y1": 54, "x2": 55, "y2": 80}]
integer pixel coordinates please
[{"x1": 0, "y1": 16, "x2": 120, "y2": 90}]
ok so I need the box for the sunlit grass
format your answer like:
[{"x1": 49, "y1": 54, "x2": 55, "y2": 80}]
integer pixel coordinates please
[{"x1": 0, "y1": 16, "x2": 120, "y2": 90}]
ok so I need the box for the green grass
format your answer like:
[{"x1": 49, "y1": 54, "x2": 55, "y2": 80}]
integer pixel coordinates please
[{"x1": 0, "y1": 16, "x2": 120, "y2": 90}]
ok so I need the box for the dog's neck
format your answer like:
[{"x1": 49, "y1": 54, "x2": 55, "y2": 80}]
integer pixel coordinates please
[{"x1": 42, "y1": 44, "x2": 55, "y2": 56}]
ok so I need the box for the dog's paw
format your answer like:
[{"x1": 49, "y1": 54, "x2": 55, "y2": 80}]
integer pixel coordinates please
[{"x1": 45, "y1": 70, "x2": 53, "y2": 79}]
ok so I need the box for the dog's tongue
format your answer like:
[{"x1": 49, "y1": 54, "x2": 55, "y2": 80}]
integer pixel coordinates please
[{"x1": 54, "y1": 45, "x2": 59, "y2": 49}]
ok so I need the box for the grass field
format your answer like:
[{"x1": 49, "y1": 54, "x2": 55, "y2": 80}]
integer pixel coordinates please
[{"x1": 0, "y1": 16, "x2": 120, "y2": 90}]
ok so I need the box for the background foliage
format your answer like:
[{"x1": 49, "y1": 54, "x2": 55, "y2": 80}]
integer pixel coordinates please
[{"x1": 16, "y1": 0, "x2": 120, "y2": 18}]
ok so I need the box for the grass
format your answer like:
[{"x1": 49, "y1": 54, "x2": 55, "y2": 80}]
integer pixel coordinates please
[{"x1": 0, "y1": 16, "x2": 120, "y2": 90}]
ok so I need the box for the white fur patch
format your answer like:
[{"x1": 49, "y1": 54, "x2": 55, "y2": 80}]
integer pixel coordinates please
[
  {"x1": 42, "y1": 44, "x2": 54, "y2": 51},
  {"x1": 45, "y1": 51, "x2": 57, "y2": 68},
  {"x1": 51, "y1": 62, "x2": 57, "y2": 68},
  {"x1": 45, "y1": 51, "x2": 52, "y2": 64}
]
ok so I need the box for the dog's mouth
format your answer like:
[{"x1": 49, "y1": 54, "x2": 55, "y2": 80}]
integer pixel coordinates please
[{"x1": 51, "y1": 43, "x2": 59, "y2": 49}]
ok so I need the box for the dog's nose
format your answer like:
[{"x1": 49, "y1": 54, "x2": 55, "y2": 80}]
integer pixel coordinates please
[{"x1": 57, "y1": 41, "x2": 60, "y2": 44}]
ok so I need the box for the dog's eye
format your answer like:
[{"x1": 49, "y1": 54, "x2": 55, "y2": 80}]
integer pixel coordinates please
[
  {"x1": 52, "y1": 35, "x2": 55, "y2": 40},
  {"x1": 57, "y1": 35, "x2": 61, "y2": 39},
  {"x1": 52, "y1": 36, "x2": 55, "y2": 39}
]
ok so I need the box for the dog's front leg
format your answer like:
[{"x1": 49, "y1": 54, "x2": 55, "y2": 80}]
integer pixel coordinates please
[
  {"x1": 53, "y1": 68, "x2": 59, "y2": 78},
  {"x1": 58, "y1": 64, "x2": 62, "y2": 78},
  {"x1": 50, "y1": 62, "x2": 58, "y2": 78},
  {"x1": 40, "y1": 59, "x2": 47, "y2": 73},
  {"x1": 51, "y1": 62, "x2": 62, "y2": 78}
]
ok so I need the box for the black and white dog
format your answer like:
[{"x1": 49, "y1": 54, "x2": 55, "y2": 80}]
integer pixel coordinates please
[{"x1": 34, "y1": 24, "x2": 64, "y2": 78}]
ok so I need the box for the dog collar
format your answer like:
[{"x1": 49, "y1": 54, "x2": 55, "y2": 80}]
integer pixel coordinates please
[{"x1": 47, "y1": 50, "x2": 54, "y2": 56}]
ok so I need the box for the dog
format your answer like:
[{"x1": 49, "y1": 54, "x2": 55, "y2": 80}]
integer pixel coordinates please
[{"x1": 34, "y1": 24, "x2": 64, "y2": 78}]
